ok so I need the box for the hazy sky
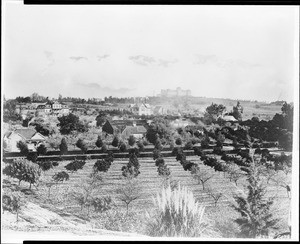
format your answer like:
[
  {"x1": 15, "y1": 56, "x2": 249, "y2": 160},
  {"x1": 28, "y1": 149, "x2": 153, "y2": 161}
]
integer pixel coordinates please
[{"x1": 2, "y1": 3, "x2": 299, "y2": 102}]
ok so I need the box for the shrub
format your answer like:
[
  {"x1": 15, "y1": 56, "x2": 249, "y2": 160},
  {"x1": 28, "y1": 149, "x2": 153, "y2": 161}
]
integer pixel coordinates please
[
  {"x1": 17, "y1": 141, "x2": 29, "y2": 156},
  {"x1": 93, "y1": 159, "x2": 111, "y2": 173},
  {"x1": 136, "y1": 140, "x2": 145, "y2": 152},
  {"x1": 37, "y1": 144, "x2": 47, "y2": 155},
  {"x1": 101, "y1": 143, "x2": 108, "y2": 153},
  {"x1": 184, "y1": 141, "x2": 193, "y2": 150},
  {"x1": 128, "y1": 135, "x2": 136, "y2": 147},
  {"x1": 154, "y1": 139, "x2": 163, "y2": 151},
  {"x1": 119, "y1": 142, "x2": 127, "y2": 152},
  {"x1": 65, "y1": 159, "x2": 86, "y2": 173},
  {"x1": 26, "y1": 152, "x2": 38, "y2": 163},
  {"x1": 91, "y1": 196, "x2": 113, "y2": 212},
  {"x1": 155, "y1": 157, "x2": 165, "y2": 167},
  {"x1": 175, "y1": 137, "x2": 182, "y2": 146},
  {"x1": 153, "y1": 149, "x2": 162, "y2": 160},
  {"x1": 145, "y1": 183, "x2": 207, "y2": 237},
  {"x1": 95, "y1": 135, "x2": 103, "y2": 148},
  {"x1": 52, "y1": 171, "x2": 69, "y2": 182},
  {"x1": 157, "y1": 164, "x2": 171, "y2": 177},
  {"x1": 38, "y1": 161, "x2": 54, "y2": 171},
  {"x1": 3, "y1": 159, "x2": 41, "y2": 189},
  {"x1": 76, "y1": 139, "x2": 88, "y2": 154}
]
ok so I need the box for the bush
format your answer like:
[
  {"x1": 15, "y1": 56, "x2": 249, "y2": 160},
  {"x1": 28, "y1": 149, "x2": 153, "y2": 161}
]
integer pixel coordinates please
[
  {"x1": 38, "y1": 161, "x2": 54, "y2": 171},
  {"x1": 65, "y1": 159, "x2": 86, "y2": 172},
  {"x1": 91, "y1": 196, "x2": 112, "y2": 212},
  {"x1": 101, "y1": 143, "x2": 108, "y2": 153},
  {"x1": 119, "y1": 142, "x2": 127, "y2": 152},
  {"x1": 76, "y1": 139, "x2": 88, "y2": 154},
  {"x1": 26, "y1": 152, "x2": 38, "y2": 162},
  {"x1": 145, "y1": 183, "x2": 207, "y2": 237},
  {"x1": 155, "y1": 157, "x2": 165, "y2": 167},
  {"x1": 128, "y1": 135, "x2": 136, "y2": 147},
  {"x1": 37, "y1": 144, "x2": 47, "y2": 155},
  {"x1": 153, "y1": 149, "x2": 162, "y2": 160},
  {"x1": 136, "y1": 140, "x2": 145, "y2": 152},
  {"x1": 175, "y1": 137, "x2": 182, "y2": 146},
  {"x1": 3, "y1": 159, "x2": 41, "y2": 189},
  {"x1": 17, "y1": 141, "x2": 29, "y2": 156},
  {"x1": 52, "y1": 171, "x2": 69, "y2": 182},
  {"x1": 184, "y1": 141, "x2": 193, "y2": 150},
  {"x1": 157, "y1": 164, "x2": 171, "y2": 177},
  {"x1": 93, "y1": 159, "x2": 111, "y2": 173},
  {"x1": 154, "y1": 139, "x2": 163, "y2": 151},
  {"x1": 95, "y1": 135, "x2": 103, "y2": 148}
]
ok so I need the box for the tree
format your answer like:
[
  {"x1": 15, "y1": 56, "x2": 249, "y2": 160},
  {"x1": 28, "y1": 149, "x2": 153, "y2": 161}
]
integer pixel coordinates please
[
  {"x1": 112, "y1": 135, "x2": 120, "y2": 147},
  {"x1": 190, "y1": 165, "x2": 214, "y2": 190},
  {"x1": 175, "y1": 137, "x2": 182, "y2": 146},
  {"x1": 57, "y1": 113, "x2": 87, "y2": 134},
  {"x1": 59, "y1": 138, "x2": 68, "y2": 155},
  {"x1": 17, "y1": 141, "x2": 29, "y2": 156},
  {"x1": 232, "y1": 101, "x2": 243, "y2": 121},
  {"x1": 203, "y1": 103, "x2": 226, "y2": 124},
  {"x1": 128, "y1": 135, "x2": 136, "y2": 147},
  {"x1": 119, "y1": 142, "x2": 127, "y2": 152},
  {"x1": 154, "y1": 138, "x2": 163, "y2": 150},
  {"x1": 37, "y1": 144, "x2": 47, "y2": 155},
  {"x1": 226, "y1": 164, "x2": 244, "y2": 186},
  {"x1": 2, "y1": 189, "x2": 25, "y2": 222},
  {"x1": 95, "y1": 135, "x2": 103, "y2": 148},
  {"x1": 96, "y1": 112, "x2": 108, "y2": 127},
  {"x1": 206, "y1": 187, "x2": 223, "y2": 207},
  {"x1": 232, "y1": 160, "x2": 280, "y2": 238},
  {"x1": 3, "y1": 159, "x2": 41, "y2": 189},
  {"x1": 116, "y1": 178, "x2": 141, "y2": 215},
  {"x1": 76, "y1": 139, "x2": 88, "y2": 154},
  {"x1": 146, "y1": 119, "x2": 172, "y2": 144}
]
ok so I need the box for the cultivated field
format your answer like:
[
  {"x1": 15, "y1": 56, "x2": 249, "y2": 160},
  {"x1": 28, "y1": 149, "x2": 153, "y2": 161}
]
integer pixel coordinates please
[{"x1": 2, "y1": 154, "x2": 291, "y2": 237}]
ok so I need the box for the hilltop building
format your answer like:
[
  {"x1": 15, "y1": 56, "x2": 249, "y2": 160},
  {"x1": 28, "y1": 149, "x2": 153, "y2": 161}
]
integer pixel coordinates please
[{"x1": 160, "y1": 87, "x2": 191, "y2": 97}]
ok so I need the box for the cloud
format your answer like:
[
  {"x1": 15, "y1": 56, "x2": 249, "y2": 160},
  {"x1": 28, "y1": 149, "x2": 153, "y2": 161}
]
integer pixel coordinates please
[
  {"x1": 157, "y1": 58, "x2": 178, "y2": 67},
  {"x1": 76, "y1": 82, "x2": 134, "y2": 95},
  {"x1": 96, "y1": 54, "x2": 110, "y2": 61},
  {"x1": 129, "y1": 55, "x2": 178, "y2": 67},
  {"x1": 194, "y1": 54, "x2": 261, "y2": 69},
  {"x1": 44, "y1": 51, "x2": 55, "y2": 66},
  {"x1": 69, "y1": 56, "x2": 88, "y2": 62}
]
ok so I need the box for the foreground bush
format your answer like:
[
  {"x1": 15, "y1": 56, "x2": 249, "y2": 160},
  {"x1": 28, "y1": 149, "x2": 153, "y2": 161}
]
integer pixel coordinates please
[{"x1": 145, "y1": 183, "x2": 207, "y2": 237}]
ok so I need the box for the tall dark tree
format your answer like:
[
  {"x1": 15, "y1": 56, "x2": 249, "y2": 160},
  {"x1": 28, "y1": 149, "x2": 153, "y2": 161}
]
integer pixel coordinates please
[
  {"x1": 59, "y1": 138, "x2": 68, "y2": 155},
  {"x1": 95, "y1": 135, "x2": 103, "y2": 148},
  {"x1": 232, "y1": 160, "x2": 279, "y2": 238}
]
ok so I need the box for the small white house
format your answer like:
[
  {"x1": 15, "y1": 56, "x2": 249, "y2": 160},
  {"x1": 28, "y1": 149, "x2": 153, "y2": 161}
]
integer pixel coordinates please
[{"x1": 3, "y1": 128, "x2": 46, "y2": 152}]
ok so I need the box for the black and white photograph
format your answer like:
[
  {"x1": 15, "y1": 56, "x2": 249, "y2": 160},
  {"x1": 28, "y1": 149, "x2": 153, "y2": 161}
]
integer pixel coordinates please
[{"x1": 1, "y1": 2, "x2": 299, "y2": 242}]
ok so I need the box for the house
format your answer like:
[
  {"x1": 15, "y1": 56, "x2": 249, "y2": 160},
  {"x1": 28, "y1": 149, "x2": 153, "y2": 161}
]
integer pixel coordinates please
[
  {"x1": 121, "y1": 125, "x2": 147, "y2": 139},
  {"x1": 170, "y1": 118, "x2": 195, "y2": 129},
  {"x1": 3, "y1": 128, "x2": 46, "y2": 152},
  {"x1": 102, "y1": 119, "x2": 148, "y2": 135},
  {"x1": 222, "y1": 115, "x2": 237, "y2": 122},
  {"x1": 153, "y1": 106, "x2": 166, "y2": 115},
  {"x1": 129, "y1": 103, "x2": 152, "y2": 116},
  {"x1": 37, "y1": 104, "x2": 52, "y2": 115}
]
